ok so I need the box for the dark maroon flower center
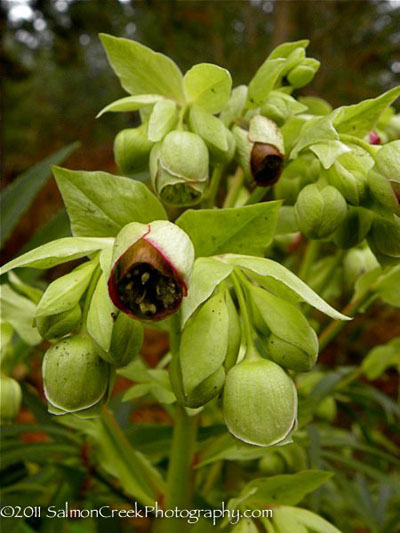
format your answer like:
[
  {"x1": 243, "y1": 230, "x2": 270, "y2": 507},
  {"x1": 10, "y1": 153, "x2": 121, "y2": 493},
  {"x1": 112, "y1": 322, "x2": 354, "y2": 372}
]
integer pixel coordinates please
[{"x1": 251, "y1": 143, "x2": 284, "y2": 186}]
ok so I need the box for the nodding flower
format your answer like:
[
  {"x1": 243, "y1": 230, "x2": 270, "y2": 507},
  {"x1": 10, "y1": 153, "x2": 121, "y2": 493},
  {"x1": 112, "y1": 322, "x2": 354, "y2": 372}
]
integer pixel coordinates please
[{"x1": 108, "y1": 220, "x2": 194, "y2": 321}]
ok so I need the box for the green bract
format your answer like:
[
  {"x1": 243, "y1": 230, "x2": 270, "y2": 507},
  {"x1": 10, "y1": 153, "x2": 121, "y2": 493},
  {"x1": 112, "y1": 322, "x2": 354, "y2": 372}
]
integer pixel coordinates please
[
  {"x1": 223, "y1": 355, "x2": 297, "y2": 446},
  {"x1": 295, "y1": 183, "x2": 347, "y2": 239},
  {"x1": 150, "y1": 131, "x2": 209, "y2": 206},
  {"x1": 0, "y1": 374, "x2": 22, "y2": 425},
  {"x1": 42, "y1": 335, "x2": 111, "y2": 416}
]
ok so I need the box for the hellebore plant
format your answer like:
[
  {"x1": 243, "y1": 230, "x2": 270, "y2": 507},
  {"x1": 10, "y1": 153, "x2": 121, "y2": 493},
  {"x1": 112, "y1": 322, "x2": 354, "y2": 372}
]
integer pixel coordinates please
[{"x1": 1, "y1": 34, "x2": 400, "y2": 533}]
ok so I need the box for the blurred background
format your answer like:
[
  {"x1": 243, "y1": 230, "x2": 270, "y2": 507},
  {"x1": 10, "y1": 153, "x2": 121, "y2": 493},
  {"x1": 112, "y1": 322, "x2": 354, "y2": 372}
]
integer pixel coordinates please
[{"x1": 1, "y1": 0, "x2": 400, "y2": 261}]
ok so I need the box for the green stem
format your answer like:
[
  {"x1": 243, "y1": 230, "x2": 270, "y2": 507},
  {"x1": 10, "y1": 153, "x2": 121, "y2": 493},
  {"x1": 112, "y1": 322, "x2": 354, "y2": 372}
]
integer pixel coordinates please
[
  {"x1": 231, "y1": 271, "x2": 255, "y2": 358},
  {"x1": 298, "y1": 240, "x2": 321, "y2": 281},
  {"x1": 318, "y1": 290, "x2": 376, "y2": 351},
  {"x1": 317, "y1": 250, "x2": 346, "y2": 296},
  {"x1": 223, "y1": 167, "x2": 245, "y2": 208},
  {"x1": 205, "y1": 164, "x2": 224, "y2": 207},
  {"x1": 245, "y1": 186, "x2": 269, "y2": 205},
  {"x1": 339, "y1": 134, "x2": 379, "y2": 158},
  {"x1": 161, "y1": 406, "x2": 199, "y2": 533}
]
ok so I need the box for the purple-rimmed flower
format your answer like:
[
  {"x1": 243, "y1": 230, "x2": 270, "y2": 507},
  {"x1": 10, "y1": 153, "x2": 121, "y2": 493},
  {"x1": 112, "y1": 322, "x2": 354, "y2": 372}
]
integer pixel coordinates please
[{"x1": 108, "y1": 221, "x2": 194, "y2": 321}]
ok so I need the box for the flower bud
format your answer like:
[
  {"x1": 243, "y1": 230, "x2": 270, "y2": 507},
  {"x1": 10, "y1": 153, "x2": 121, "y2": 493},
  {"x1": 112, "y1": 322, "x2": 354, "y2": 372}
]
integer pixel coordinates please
[
  {"x1": 43, "y1": 335, "x2": 111, "y2": 415},
  {"x1": 35, "y1": 305, "x2": 82, "y2": 340},
  {"x1": 0, "y1": 374, "x2": 22, "y2": 425},
  {"x1": 249, "y1": 285, "x2": 318, "y2": 372},
  {"x1": 259, "y1": 452, "x2": 287, "y2": 475},
  {"x1": 368, "y1": 130, "x2": 381, "y2": 145},
  {"x1": 184, "y1": 367, "x2": 226, "y2": 408},
  {"x1": 343, "y1": 248, "x2": 378, "y2": 290},
  {"x1": 367, "y1": 215, "x2": 400, "y2": 266},
  {"x1": 367, "y1": 141, "x2": 400, "y2": 215},
  {"x1": 102, "y1": 313, "x2": 143, "y2": 367},
  {"x1": 223, "y1": 357, "x2": 297, "y2": 446},
  {"x1": 114, "y1": 124, "x2": 154, "y2": 175},
  {"x1": 150, "y1": 131, "x2": 209, "y2": 206},
  {"x1": 332, "y1": 207, "x2": 372, "y2": 249},
  {"x1": 248, "y1": 115, "x2": 285, "y2": 187},
  {"x1": 295, "y1": 183, "x2": 347, "y2": 239},
  {"x1": 108, "y1": 220, "x2": 194, "y2": 321},
  {"x1": 287, "y1": 58, "x2": 320, "y2": 88}
]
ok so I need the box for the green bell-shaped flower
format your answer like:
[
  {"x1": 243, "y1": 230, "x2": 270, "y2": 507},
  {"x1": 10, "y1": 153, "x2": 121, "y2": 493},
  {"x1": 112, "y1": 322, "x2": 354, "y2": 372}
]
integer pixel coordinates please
[
  {"x1": 150, "y1": 131, "x2": 209, "y2": 206},
  {"x1": 0, "y1": 374, "x2": 22, "y2": 425},
  {"x1": 108, "y1": 220, "x2": 194, "y2": 321},
  {"x1": 43, "y1": 335, "x2": 111, "y2": 416},
  {"x1": 114, "y1": 124, "x2": 154, "y2": 176},
  {"x1": 367, "y1": 140, "x2": 400, "y2": 216},
  {"x1": 367, "y1": 215, "x2": 400, "y2": 266},
  {"x1": 295, "y1": 183, "x2": 347, "y2": 239},
  {"x1": 249, "y1": 284, "x2": 318, "y2": 372},
  {"x1": 332, "y1": 207, "x2": 372, "y2": 249},
  {"x1": 223, "y1": 353, "x2": 297, "y2": 446}
]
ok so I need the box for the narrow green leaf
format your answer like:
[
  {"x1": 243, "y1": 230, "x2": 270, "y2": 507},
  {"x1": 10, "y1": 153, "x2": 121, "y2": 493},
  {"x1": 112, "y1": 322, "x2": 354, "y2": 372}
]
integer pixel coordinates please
[
  {"x1": 53, "y1": 167, "x2": 167, "y2": 237},
  {"x1": 0, "y1": 142, "x2": 78, "y2": 247},
  {"x1": 100, "y1": 33, "x2": 184, "y2": 102},
  {"x1": 97, "y1": 94, "x2": 164, "y2": 117},
  {"x1": 222, "y1": 254, "x2": 350, "y2": 320},
  {"x1": 176, "y1": 202, "x2": 281, "y2": 257},
  {"x1": 184, "y1": 63, "x2": 232, "y2": 114},
  {"x1": 332, "y1": 86, "x2": 400, "y2": 138},
  {"x1": 0, "y1": 237, "x2": 112, "y2": 275},
  {"x1": 362, "y1": 337, "x2": 400, "y2": 379},
  {"x1": 87, "y1": 273, "x2": 115, "y2": 352},
  {"x1": 248, "y1": 58, "x2": 287, "y2": 106},
  {"x1": 268, "y1": 40, "x2": 309, "y2": 59},
  {"x1": 189, "y1": 106, "x2": 229, "y2": 152}
]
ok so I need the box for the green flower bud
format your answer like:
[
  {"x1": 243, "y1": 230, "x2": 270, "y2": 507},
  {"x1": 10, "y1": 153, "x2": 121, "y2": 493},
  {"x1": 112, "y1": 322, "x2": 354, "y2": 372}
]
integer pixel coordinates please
[
  {"x1": 328, "y1": 162, "x2": 366, "y2": 205},
  {"x1": 367, "y1": 141, "x2": 400, "y2": 215},
  {"x1": 343, "y1": 248, "x2": 378, "y2": 290},
  {"x1": 184, "y1": 366, "x2": 225, "y2": 408},
  {"x1": 287, "y1": 58, "x2": 320, "y2": 88},
  {"x1": 43, "y1": 335, "x2": 110, "y2": 415},
  {"x1": 332, "y1": 207, "x2": 372, "y2": 249},
  {"x1": 224, "y1": 357, "x2": 297, "y2": 446},
  {"x1": 102, "y1": 313, "x2": 143, "y2": 367},
  {"x1": 150, "y1": 131, "x2": 209, "y2": 206},
  {"x1": 35, "y1": 305, "x2": 81, "y2": 340},
  {"x1": 295, "y1": 183, "x2": 347, "y2": 239},
  {"x1": 249, "y1": 284, "x2": 318, "y2": 372},
  {"x1": 108, "y1": 220, "x2": 194, "y2": 322},
  {"x1": 367, "y1": 215, "x2": 400, "y2": 266},
  {"x1": 274, "y1": 176, "x2": 301, "y2": 205},
  {"x1": 0, "y1": 374, "x2": 22, "y2": 425},
  {"x1": 114, "y1": 124, "x2": 154, "y2": 175},
  {"x1": 316, "y1": 396, "x2": 337, "y2": 422},
  {"x1": 259, "y1": 452, "x2": 287, "y2": 475}
]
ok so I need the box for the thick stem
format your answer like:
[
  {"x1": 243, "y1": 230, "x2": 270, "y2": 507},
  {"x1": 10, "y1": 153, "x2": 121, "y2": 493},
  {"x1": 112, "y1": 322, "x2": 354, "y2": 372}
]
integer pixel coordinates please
[
  {"x1": 231, "y1": 270, "x2": 255, "y2": 359},
  {"x1": 161, "y1": 406, "x2": 199, "y2": 533},
  {"x1": 223, "y1": 167, "x2": 245, "y2": 208},
  {"x1": 205, "y1": 164, "x2": 224, "y2": 207},
  {"x1": 245, "y1": 186, "x2": 269, "y2": 205},
  {"x1": 298, "y1": 240, "x2": 321, "y2": 281}
]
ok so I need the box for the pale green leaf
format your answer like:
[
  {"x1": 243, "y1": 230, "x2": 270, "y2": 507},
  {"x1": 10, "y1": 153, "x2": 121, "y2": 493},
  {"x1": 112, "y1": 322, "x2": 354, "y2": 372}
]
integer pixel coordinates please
[
  {"x1": 276, "y1": 506, "x2": 343, "y2": 533},
  {"x1": 362, "y1": 337, "x2": 400, "y2": 379},
  {"x1": 188, "y1": 106, "x2": 228, "y2": 152},
  {"x1": 220, "y1": 85, "x2": 248, "y2": 126},
  {"x1": 100, "y1": 33, "x2": 184, "y2": 102},
  {"x1": 375, "y1": 265, "x2": 400, "y2": 307},
  {"x1": 0, "y1": 285, "x2": 41, "y2": 345},
  {"x1": 0, "y1": 237, "x2": 112, "y2": 275},
  {"x1": 36, "y1": 261, "x2": 97, "y2": 318},
  {"x1": 332, "y1": 86, "x2": 400, "y2": 137},
  {"x1": 148, "y1": 99, "x2": 177, "y2": 142},
  {"x1": 53, "y1": 167, "x2": 167, "y2": 237},
  {"x1": 176, "y1": 202, "x2": 281, "y2": 257},
  {"x1": 222, "y1": 254, "x2": 350, "y2": 320},
  {"x1": 87, "y1": 273, "x2": 115, "y2": 352},
  {"x1": 310, "y1": 141, "x2": 351, "y2": 169},
  {"x1": 248, "y1": 58, "x2": 287, "y2": 105},
  {"x1": 184, "y1": 63, "x2": 232, "y2": 114},
  {"x1": 268, "y1": 40, "x2": 309, "y2": 59},
  {"x1": 290, "y1": 116, "x2": 339, "y2": 158},
  {"x1": 96, "y1": 94, "x2": 164, "y2": 117},
  {"x1": 181, "y1": 257, "x2": 233, "y2": 326}
]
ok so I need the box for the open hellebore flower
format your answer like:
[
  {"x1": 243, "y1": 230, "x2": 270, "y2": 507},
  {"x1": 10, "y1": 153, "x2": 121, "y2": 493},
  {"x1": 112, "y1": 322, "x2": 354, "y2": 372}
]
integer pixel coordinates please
[
  {"x1": 0, "y1": 374, "x2": 22, "y2": 425},
  {"x1": 234, "y1": 115, "x2": 285, "y2": 187},
  {"x1": 223, "y1": 353, "x2": 298, "y2": 447},
  {"x1": 150, "y1": 130, "x2": 209, "y2": 206},
  {"x1": 108, "y1": 220, "x2": 194, "y2": 322},
  {"x1": 42, "y1": 335, "x2": 111, "y2": 417}
]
